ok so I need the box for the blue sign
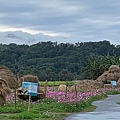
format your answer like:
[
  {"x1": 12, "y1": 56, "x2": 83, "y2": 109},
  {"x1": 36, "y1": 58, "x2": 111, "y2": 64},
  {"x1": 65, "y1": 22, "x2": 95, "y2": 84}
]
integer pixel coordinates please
[
  {"x1": 111, "y1": 81, "x2": 117, "y2": 87},
  {"x1": 22, "y1": 82, "x2": 38, "y2": 96}
]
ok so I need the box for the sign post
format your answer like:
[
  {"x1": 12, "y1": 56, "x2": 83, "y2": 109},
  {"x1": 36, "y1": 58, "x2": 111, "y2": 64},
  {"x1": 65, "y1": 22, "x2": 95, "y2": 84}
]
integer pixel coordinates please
[
  {"x1": 28, "y1": 95, "x2": 31, "y2": 113},
  {"x1": 22, "y1": 82, "x2": 38, "y2": 113}
]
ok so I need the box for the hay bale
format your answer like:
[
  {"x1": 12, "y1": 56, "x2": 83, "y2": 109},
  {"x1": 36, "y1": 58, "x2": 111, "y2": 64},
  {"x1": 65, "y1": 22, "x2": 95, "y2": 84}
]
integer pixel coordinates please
[
  {"x1": 0, "y1": 78, "x2": 9, "y2": 87},
  {"x1": 92, "y1": 81, "x2": 104, "y2": 89},
  {"x1": 16, "y1": 86, "x2": 45, "y2": 101},
  {"x1": 19, "y1": 74, "x2": 39, "y2": 86},
  {"x1": 58, "y1": 84, "x2": 67, "y2": 92},
  {"x1": 88, "y1": 80, "x2": 96, "y2": 87},
  {"x1": 108, "y1": 65, "x2": 120, "y2": 73},
  {"x1": 0, "y1": 81, "x2": 11, "y2": 106},
  {"x1": 104, "y1": 84, "x2": 112, "y2": 88},
  {"x1": 69, "y1": 84, "x2": 79, "y2": 92},
  {"x1": 0, "y1": 66, "x2": 18, "y2": 89},
  {"x1": 0, "y1": 95, "x2": 5, "y2": 106}
]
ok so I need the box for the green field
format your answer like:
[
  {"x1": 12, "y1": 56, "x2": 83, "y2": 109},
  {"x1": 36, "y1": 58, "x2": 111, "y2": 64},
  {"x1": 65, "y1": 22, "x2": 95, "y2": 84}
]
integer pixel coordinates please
[{"x1": 39, "y1": 80, "x2": 76, "y2": 86}]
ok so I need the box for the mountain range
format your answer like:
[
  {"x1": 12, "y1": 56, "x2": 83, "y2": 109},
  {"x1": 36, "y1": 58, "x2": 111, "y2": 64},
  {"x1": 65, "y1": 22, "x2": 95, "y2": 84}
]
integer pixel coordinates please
[{"x1": 0, "y1": 31, "x2": 67, "y2": 45}]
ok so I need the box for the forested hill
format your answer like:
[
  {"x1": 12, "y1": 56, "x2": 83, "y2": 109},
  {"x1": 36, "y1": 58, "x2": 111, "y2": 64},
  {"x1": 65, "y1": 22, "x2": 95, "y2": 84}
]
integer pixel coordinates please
[{"x1": 0, "y1": 40, "x2": 120, "y2": 81}]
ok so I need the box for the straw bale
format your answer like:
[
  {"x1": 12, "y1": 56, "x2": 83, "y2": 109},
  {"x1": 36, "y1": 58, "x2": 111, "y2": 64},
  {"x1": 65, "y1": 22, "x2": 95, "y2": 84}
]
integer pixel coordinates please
[
  {"x1": 76, "y1": 81, "x2": 82, "y2": 86},
  {"x1": 108, "y1": 65, "x2": 120, "y2": 73},
  {"x1": 79, "y1": 86, "x2": 89, "y2": 92},
  {"x1": 0, "y1": 78, "x2": 9, "y2": 87},
  {"x1": 37, "y1": 86, "x2": 45, "y2": 99},
  {"x1": 92, "y1": 82, "x2": 104, "y2": 89},
  {"x1": 104, "y1": 84, "x2": 112, "y2": 88},
  {"x1": 88, "y1": 80, "x2": 96, "y2": 87},
  {"x1": 0, "y1": 82, "x2": 11, "y2": 106},
  {"x1": 69, "y1": 85, "x2": 79, "y2": 92},
  {"x1": 1, "y1": 87, "x2": 11, "y2": 97},
  {"x1": 0, "y1": 66, "x2": 18, "y2": 89},
  {"x1": 0, "y1": 95, "x2": 5, "y2": 106},
  {"x1": 16, "y1": 86, "x2": 45, "y2": 101},
  {"x1": 19, "y1": 74, "x2": 39, "y2": 86},
  {"x1": 58, "y1": 84, "x2": 67, "y2": 92}
]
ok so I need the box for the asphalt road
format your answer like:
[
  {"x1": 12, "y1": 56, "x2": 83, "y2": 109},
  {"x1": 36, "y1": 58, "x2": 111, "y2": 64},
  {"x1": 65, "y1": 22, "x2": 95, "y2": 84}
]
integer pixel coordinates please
[{"x1": 64, "y1": 94, "x2": 120, "y2": 120}]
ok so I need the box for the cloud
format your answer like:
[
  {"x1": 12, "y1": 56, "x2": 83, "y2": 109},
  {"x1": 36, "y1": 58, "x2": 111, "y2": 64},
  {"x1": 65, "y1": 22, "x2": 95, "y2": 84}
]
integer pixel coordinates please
[{"x1": 0, "y1": 0, "x2": 120, "y2": 45}]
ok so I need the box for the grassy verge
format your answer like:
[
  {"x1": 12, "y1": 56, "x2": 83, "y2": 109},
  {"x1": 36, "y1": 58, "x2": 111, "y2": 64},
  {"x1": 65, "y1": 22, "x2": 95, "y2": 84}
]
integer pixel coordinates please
[{"x1": 0, "y1": 93, "x2": 107, "y2": 120}]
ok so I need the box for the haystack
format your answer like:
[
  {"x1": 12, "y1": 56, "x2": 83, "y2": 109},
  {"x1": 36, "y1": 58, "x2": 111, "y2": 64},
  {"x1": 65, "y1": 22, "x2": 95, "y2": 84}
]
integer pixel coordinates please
[
  {"x1": 0, "y1": 78, "x2": 9, "y2": 87},
  {"x1": 58, "y1": 84, "x2": 67, "y2": 92},
  {"x1": 104, "y1": 84, "x2": 112, "y2": 88},
  {"x1": 69, "y1": 84, "x2": 79, "y2": 92},
  {"x1": 19, "y1": 74, "x2": 39, "y2": 86},
  {"x1": 92, "y1": 81, "x2": 104, "y2": 89},
  {"x1": 0, "y1": 81, "x2": 11, "y2": 106},
  {"x1": 0, "y1": 66, "x2": 18, "y2": 89}
]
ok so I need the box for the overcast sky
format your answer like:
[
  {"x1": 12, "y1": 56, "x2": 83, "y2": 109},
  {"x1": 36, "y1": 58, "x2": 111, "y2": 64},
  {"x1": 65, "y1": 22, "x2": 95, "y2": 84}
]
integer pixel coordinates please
[{"x1": 0, "y1": 0, "x2": 120, "y2": 45}]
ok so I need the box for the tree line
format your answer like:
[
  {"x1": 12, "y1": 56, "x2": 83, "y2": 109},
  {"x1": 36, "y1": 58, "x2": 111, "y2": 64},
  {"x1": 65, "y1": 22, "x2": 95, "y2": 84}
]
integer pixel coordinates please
[{"x1": 0, "y1": 40, "x2": 120, "y2": 81}]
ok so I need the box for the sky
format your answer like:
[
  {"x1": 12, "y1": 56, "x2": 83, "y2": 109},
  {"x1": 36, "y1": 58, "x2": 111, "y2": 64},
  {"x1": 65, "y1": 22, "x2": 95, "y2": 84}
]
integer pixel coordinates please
[{"x1": 0, "y1": 0, "x2": 120, "y2": 45}]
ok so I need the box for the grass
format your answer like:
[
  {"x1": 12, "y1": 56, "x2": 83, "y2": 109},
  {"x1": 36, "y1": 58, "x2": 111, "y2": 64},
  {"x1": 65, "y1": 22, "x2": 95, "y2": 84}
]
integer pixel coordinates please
[
  {"x1": 1, "y1": 87, "x2": 120, "y2": 120},
  {"x1": 39, "y1": 81, "x2": 76, "y2": 86},
  {"x1": 0, "y1": 93, "x2": 107, "y2": 120}
]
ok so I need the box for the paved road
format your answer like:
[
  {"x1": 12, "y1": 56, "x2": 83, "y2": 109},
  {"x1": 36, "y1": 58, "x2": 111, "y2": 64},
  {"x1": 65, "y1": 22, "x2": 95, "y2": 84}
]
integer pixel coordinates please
[{"x1": 64, "y1": 94, "x2": 120, "y2": 120}]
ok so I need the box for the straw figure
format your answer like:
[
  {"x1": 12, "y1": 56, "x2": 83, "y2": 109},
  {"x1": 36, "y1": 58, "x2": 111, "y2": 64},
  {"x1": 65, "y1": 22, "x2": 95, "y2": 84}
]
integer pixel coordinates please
[
  {"x1": 109, "y1": 65, "x2": 120, "y2": 73},
  {"x1": 17, "y1": 74, "x2": 45, "y2": 101},
  {"x1": 0, "y1": 66, "x2": 18, "y2": 89},
  {"x1": 95, "y1": 65, "x2": 120, "y2": 88},
  {"x1": 96, "y1": 71, "x2": 109, "y2": 84},
  {"x1": 72, "y1": 65, "x2": 120, "y2": 92},
  {"x1": 58, "y1": 84, "x2": 67, "y2": 92},
  {"x1": 0, "y1": 80, "x2": 11, "y2": 106}
]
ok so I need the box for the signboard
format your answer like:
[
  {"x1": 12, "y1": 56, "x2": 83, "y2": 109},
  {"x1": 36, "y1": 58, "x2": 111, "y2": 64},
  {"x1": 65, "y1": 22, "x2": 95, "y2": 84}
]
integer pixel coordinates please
[
  {"x1": 22, "y1": 82, "x2": 38, "y2": 96},
  {"x1": 111, "y1": 80, "x2": 117, "y2": 87}
]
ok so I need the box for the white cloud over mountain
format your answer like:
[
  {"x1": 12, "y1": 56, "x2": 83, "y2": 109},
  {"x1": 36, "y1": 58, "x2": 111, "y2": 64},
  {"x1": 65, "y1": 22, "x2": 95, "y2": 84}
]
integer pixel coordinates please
[{"x1": 0, "y1": 0, "x2": 120, "y2": 45}]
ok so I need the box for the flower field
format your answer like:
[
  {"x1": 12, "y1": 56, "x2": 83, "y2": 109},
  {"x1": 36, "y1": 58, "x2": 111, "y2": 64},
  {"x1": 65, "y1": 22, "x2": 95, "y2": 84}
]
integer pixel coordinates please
[
  {"x1": 5, "y1": 87, "x2": 120, "y2": 105},
  {"x1": 46, "y1": 87, "x2": 120, "y2": 103}
]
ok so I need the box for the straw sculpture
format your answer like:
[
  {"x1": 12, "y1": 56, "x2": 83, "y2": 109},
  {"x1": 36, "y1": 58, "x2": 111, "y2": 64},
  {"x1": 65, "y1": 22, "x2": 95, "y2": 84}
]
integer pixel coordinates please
[
  {"x1": 95, "y1": 65, "x2": 120, "y2": 88},
  {"x1": 0, "y1": 66, "x2": 18, "y2": 89},
  {"x1": 117, "y1": 78, "x2": 120, "y2": 87},
  {"x1": 0, "y1": 81, "x2": 11, "y2": 106},
  {"x1": 108, "y1": 65, "x2": 120, "y2": 73}
]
